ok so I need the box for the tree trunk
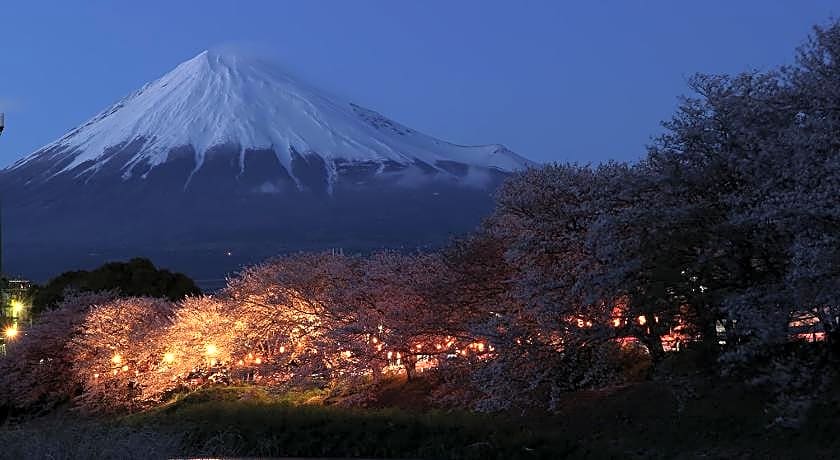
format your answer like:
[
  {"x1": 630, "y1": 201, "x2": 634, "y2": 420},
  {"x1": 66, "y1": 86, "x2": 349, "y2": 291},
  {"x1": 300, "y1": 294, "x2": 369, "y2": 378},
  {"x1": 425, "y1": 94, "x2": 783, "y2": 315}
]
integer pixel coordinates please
[
  {"x1": 371, "y1": 359, "x2": 385, "y2": 383},
  {"x1": 404, "y1": 355, "x2": 418, "y2": 381},
  {"x1": 643, "y1": 332, "x2": 666, "y2": 363},
  {"x1": 826, "y1": 329, "x2": 840, "y2": 357},
  {"x1": 699, "y1": 311, "x2": 720, "y2": 347},
  {"x1": 696, "y1": 316, "x2": 721, "y2": 362}
]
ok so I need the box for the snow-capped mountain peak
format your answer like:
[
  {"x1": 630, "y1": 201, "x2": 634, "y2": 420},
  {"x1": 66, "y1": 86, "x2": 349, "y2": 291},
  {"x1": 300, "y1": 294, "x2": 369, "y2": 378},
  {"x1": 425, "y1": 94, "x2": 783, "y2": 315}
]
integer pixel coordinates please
[{"x1": 10, "y1": 49, "x2": 531, "y2": 185}]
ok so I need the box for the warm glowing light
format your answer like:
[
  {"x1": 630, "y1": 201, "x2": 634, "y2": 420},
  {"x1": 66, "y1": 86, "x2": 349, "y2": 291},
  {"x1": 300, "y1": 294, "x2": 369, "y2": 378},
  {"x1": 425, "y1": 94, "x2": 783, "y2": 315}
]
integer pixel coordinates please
[
  {"x1": 93, "y1": 373, "x2": 99, "y2": 379},
  {"x1": 4, "y1": 326, "x2": 18, "y2": 339},
  {"x1": 248, "y1": 353, "x2": 254, "y2": 359},
  {"x1": 435, "y1": 343, "x2": 442, "y2": 350},
  {"x1": 612, "y1": 318, "x2": 622, "y2": 327},
  {"x1": 163, "y1": 352, "x2": 175, "y2": 364},
  {"x1": 10, "y1": 300, "x2": 25, "y2": 315},
  {"x1": 206, "y1": 344, "x2": 218, "y2": 356},
  {"x1": 121, "y1": 365, "x2": 129, "y2": 372},
  {"x1": 254, "y1": 357, "x2": 262, "y2": 364},
  {"x1": 415, "y1": 344, "x2": 422, "y2": 350},
  {"x1": 387, "y1": 351, "x2": 393, "y2": 360},
  {"x1": 279, "y1": 346, "x2": 285, "y2": 353},
  {"x1": 476, "y1": 343, "x2": 485, "y2": 352},
  {"x1": 111, "y1": 354, "x2": 123, "y2": 365},
  {"x1": 238, "y1": 359, "x2": 244, "y2": 366},
  {"x1": 372, "y1": 337, "x2": 378, "y2": 344},
  {"x1": 638, "y1": 315, "x2": 647, "y2": 326}
]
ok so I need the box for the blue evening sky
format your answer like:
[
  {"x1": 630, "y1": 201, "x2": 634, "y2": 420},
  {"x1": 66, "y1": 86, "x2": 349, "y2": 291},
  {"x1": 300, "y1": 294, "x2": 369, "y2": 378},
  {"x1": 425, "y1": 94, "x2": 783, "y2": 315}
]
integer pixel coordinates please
[{"x1": 0, "y1": 1, "x2": 837, "y2": 167}]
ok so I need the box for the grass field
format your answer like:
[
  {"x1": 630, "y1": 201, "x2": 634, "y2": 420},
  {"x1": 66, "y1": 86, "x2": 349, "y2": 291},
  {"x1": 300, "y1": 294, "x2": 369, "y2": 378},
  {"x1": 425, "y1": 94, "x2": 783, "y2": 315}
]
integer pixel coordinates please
[{"x1": 0, "y1": 365, "x2": 838, "y2": 459}]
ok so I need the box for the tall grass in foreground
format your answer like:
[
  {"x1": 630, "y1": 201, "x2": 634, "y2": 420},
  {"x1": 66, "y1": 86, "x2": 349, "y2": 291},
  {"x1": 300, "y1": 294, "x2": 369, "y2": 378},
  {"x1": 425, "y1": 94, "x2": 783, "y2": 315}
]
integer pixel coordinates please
[
  {"x1": 0, "y1": 420, "x2": 183, "y2": 460},
  {"x1": 0, "y1": 387, "x2": 569, "y2": 460},
  {"x1": 123, "y1": 388, "x2": 569, "y2": 459}
]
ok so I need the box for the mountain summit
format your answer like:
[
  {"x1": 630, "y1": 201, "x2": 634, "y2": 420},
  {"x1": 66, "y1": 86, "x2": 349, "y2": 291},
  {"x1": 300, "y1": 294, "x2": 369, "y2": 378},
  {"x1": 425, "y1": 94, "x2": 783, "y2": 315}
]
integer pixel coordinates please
[
  {"x1": 1, "y1": 50, "x2": 531, "y2": 283},
  {"x1": 10, "y1": 49, "x2": 529, "y2": 190}
]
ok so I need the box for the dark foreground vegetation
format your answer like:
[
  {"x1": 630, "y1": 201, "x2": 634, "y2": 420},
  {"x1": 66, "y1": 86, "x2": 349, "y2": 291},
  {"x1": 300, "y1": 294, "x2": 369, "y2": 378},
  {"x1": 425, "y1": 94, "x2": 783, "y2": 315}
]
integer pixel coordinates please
[
  {"x1": 1, "y1": 356, "x2": 838, "y2": 460},
  {"x1": 1, "y1": 19, "x2": 839, "y2": 460}
]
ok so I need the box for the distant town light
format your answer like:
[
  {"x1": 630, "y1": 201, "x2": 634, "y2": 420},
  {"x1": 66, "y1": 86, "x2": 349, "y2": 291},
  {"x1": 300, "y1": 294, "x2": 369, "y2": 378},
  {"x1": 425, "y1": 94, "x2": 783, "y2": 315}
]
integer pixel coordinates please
[
  {"x1": 111, "y1": 354, "x2": 123, "y2": 365},
  {"x1": 163, "y1": 352, "x2": 175, "y2": 364},
  {"x1": 4, "y1": 326, "x2": 18, "y2": 339}
]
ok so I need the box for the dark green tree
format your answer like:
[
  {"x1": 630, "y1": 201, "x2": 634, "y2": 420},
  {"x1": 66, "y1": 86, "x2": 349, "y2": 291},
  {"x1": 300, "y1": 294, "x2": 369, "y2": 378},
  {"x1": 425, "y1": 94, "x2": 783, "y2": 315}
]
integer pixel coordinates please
[{"x1": 30, "y1": 258, "x2": 201, "y2": 315}]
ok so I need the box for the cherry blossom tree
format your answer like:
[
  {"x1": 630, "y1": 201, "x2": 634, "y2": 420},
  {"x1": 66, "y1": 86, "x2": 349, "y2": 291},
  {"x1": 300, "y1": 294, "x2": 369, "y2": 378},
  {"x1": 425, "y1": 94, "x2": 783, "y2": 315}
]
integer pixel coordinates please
[
  {"x1": 633, "y1": 20, "x2": 840, "y2": 423},
  {"x1": 223, "y1": 253, "x2": 355, "y2": 386},
  {"x1": 160, "y1": 295, "x2": 245, "y2": 386},
  {"x1": 69, "y1": 297, "x2": 176, "y2": 413},
  {"x1": 0, "y1": 291, "x2": 118, "y2": 412},
  {"x1": 472, "y1": 164, "x2": 633, "y2": 409},
  {"x1": 346, "y1": 251, "x2": 468, "y2": 381}
]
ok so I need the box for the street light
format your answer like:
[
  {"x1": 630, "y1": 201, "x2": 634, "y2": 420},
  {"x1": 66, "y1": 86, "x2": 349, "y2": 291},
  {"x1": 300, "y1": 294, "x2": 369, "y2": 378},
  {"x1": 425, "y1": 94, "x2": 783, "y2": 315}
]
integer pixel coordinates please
[{"x1": 10, "y1": 300, "x2": 25, "y2": 316}]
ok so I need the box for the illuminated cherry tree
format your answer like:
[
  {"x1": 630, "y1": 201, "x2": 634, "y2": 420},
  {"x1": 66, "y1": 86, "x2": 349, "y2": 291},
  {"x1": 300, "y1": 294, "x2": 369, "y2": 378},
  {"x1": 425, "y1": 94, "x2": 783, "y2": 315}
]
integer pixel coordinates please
[
  {"x1": 69, "y1": 297, "x2": 176, "y2": 413},
  {"x1": 0, "y1": 291, "x2": 118, "y2": 411},
  {"x1": 224, "y1": 253, "x2": 354, "y2": 386}
]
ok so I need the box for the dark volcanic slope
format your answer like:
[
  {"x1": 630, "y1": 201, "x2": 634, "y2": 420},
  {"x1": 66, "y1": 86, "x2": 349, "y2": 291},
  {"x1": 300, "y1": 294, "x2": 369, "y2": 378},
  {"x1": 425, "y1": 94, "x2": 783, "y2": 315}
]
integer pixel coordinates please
[{"x1": 2, "y1": 147, "x2": 506, "y2": 284}]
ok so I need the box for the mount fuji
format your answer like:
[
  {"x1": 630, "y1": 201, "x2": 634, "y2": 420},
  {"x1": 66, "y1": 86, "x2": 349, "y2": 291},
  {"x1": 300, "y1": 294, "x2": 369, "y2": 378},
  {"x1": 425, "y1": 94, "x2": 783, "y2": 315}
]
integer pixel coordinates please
[{"x1": 0, "y1": 50, "x2": 532, "y2": 285}]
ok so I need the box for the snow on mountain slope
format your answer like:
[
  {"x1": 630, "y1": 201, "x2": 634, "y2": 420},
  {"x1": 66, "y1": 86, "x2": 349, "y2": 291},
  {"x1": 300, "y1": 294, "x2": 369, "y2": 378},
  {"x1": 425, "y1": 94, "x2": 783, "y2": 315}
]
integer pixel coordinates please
[{"x1": 9, "y1": 49, "x2": 531, "y2": 186}]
